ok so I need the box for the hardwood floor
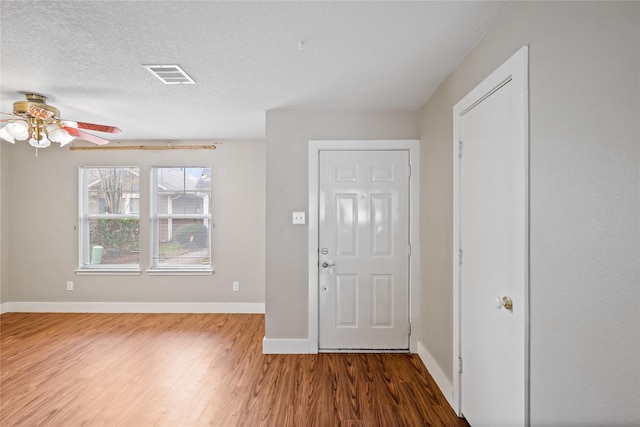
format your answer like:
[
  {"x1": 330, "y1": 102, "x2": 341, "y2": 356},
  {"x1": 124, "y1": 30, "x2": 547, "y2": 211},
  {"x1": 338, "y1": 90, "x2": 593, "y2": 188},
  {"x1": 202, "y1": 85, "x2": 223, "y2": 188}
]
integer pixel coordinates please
[{"x1": 1, "y1": 313, "x2": 469, "y2": 426}]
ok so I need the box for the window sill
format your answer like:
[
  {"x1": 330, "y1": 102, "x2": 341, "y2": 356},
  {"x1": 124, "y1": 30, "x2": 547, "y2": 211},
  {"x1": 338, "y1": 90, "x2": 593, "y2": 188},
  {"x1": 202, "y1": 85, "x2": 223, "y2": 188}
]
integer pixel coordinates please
[
  {"x1": 146, "y1": 269, "x2": 215, "y2": 276},
  {"x1": 75, "y1": 268, "x2": 142, "y2": 276}
]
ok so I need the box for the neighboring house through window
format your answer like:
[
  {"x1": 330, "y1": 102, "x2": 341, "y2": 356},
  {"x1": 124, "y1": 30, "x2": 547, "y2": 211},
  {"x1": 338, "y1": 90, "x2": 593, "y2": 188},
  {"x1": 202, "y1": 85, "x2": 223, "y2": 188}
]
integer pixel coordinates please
[
  {"x1": 150, "y1": 167, "x2": 212, "y2": 270},
  {"x1": 79, "y1": 167, "x2": 140, "y2": 269}
]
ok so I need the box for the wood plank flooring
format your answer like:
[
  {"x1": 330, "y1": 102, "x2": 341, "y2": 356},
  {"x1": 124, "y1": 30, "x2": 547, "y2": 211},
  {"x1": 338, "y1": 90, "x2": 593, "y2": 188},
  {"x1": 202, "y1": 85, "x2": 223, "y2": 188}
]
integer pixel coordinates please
[{"x1": 1, "y1": 313, "x2": 469, "y2": 427}]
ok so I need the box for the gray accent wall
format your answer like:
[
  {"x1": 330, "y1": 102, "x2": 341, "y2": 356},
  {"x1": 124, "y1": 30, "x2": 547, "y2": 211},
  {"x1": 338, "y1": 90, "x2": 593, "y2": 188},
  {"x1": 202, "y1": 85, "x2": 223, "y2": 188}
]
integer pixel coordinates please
[
  {"x1": 419, "y1": 2, "x2": 639, "y2": 425},
  {"x1": 264, "y1": 110, "x2": 419, "y2": 340},
  {"x1": 2, "y1": 141, "x2": 265, "y2": 306}
]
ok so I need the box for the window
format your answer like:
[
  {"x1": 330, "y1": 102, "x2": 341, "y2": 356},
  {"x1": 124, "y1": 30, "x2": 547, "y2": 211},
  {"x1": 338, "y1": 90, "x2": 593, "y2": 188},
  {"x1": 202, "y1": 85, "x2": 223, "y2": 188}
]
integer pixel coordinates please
[
  {"x1": 150, "y1": 167, "x2": 212, "y2": 269},
  {"x1": 79, "y1": 167, "x2": 140, "y2": 269}
]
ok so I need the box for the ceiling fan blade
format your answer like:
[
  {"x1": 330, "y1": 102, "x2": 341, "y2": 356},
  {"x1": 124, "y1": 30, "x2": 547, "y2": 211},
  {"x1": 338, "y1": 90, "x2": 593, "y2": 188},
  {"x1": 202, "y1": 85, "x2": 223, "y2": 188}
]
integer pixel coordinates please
[
  {"x1": 1, "y1": 114, "x2": 27, "y2": 123},
  {"x1": 60, "y1": 119, "x2": 121, "y2": 134},
  {"x1": 62, "y1": 127, "x2": 110, "y2": 145}
]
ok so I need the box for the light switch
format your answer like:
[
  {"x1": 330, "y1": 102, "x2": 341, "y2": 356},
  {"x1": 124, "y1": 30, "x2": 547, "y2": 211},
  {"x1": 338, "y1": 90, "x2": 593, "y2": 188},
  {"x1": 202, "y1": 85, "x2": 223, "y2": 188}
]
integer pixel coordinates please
[{"x1": 292, "y1": 211, "x2": 306, "y2": 225}]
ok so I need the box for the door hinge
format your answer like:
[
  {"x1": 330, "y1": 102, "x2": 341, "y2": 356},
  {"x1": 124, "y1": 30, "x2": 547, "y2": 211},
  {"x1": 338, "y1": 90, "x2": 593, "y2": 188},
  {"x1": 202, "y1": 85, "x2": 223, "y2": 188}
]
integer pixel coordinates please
[
  {"x1": 408, "y1": 323, "x2": 412, "y2": 335},
  {"x1": 408, "y1": 165, "x2": 412, "y2": 177},
  {"x1": 408, "y1": 243, "x2": 412, "y2": 256},
  {"x1": 458, "y1": 140, "x2": 463, "y2": 158},
  {"x1": 458, "y1": 357, "x2": 463, "y2": 373},
  {"x1": 458, "y1": 249, "x2": 463, "y2": 265}
]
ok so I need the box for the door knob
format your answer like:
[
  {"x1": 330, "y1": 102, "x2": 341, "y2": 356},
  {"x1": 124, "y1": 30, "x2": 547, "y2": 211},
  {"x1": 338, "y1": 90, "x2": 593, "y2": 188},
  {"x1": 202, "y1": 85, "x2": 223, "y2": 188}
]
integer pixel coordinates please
[
  {"x1": 321, "y1": 261, "x2": 335, "y2": 268},
  {"x1": 495, "y1": 296, "x2": 513, "y2": 311}
]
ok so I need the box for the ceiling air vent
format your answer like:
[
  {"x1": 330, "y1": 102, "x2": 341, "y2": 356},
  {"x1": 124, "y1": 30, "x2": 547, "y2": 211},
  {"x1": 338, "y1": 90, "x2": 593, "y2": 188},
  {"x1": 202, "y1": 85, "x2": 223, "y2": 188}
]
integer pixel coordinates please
[{"x1": 144, "y1": 64, "x2": 195, "y2": 84}]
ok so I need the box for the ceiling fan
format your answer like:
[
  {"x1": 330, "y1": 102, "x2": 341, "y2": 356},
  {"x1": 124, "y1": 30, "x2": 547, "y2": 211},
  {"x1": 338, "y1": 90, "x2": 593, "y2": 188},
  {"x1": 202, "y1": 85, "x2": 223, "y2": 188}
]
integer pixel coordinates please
[{"x1": 0, "y1": 93, "x2": 121, "y2": 148}]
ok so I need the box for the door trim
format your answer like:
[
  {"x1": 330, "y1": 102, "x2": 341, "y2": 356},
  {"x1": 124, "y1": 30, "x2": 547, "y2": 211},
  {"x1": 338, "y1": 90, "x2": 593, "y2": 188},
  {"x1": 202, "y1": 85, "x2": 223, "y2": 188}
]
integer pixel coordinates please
[
  {"x1": 308, "y1": 140, "x2": 420, "y2": 354},
  {"x1": 452, "y1": 46, "x2": 529, "y2": 419}
]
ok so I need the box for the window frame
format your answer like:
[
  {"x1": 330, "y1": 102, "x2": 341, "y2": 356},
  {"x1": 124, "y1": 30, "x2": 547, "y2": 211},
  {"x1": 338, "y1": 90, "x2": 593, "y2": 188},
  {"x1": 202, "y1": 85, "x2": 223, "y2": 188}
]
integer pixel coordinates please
[
  {"x1": 148, "y1": 166, "x2": 213, "y2": 274},
  {"x1": 77, "y1": 166, "x2": 141, "y2": 273}
]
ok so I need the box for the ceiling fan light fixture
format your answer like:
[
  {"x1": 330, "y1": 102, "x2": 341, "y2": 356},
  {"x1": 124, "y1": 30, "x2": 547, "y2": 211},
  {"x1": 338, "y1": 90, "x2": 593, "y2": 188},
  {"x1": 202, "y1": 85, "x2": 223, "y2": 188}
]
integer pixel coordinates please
[
  {"x1": 1, "y1": 93, "x2": 120, "y2": 149},
  {"x1": 46, "y1": 123, "x2": 75, "y2": 146},
  {"x1": 29, "y1": 135, "x2": 51, "y2": 149},
  {"x1": 0, "y1": 120, "x2": 30, "y2": 142},
  {"x1": 0, "y1": 127, "x2": 16, "y2": 144}
]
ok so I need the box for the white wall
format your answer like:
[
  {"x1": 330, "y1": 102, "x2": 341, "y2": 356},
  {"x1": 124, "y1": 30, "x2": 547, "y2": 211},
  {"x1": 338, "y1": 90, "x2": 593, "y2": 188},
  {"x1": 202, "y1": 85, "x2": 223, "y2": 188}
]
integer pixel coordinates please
[
  {"x1": 419, "y1": 2, "x2": 639, "y2": 425},
  {"x1": 3, "y1": 140, "x2": 265, "y2": 310},
  {"x1": 264, "y1": 110, "x2": 419, "y2": 340}
]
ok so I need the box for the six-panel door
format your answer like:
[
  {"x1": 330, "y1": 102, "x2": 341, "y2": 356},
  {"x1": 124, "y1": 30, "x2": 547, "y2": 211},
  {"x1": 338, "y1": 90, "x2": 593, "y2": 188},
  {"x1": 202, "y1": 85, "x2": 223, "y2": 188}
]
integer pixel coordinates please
[{"x1": 319, "y1": 150, "x2": 410, "y2": 350}]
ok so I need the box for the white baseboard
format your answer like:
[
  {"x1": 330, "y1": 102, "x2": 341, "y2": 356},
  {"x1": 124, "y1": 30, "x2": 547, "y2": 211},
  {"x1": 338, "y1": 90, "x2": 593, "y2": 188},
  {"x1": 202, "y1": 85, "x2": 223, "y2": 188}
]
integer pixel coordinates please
[
  {"x1": 262, "y1": 337, "x2": 312, "y2": 354},
  {"x1": 417, "y1": 340, "x2": 455, "y2": 411},
  {"x1": 0, "y1": 302, "x2": 9, "y2": 315},
  {"x1": 3, "y1": 301, "x2": 265, "y2": 314}
]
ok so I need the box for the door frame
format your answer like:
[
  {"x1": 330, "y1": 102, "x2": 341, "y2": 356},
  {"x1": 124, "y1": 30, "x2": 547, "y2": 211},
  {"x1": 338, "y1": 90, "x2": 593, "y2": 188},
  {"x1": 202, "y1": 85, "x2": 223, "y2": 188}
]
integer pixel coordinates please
[
  {"x1": 308, "y1": 140, "x2": 420, "y2": 353},
  {"x1": 452, "y1": 46, "x2": 529, "y2": 419}
]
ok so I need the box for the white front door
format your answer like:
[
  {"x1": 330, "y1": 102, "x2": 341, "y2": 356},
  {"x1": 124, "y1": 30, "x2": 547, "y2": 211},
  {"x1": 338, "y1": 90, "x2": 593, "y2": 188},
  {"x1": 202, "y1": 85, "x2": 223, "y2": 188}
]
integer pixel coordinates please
[
  {"x1": 453, "y1": 47, "x2": 529, "y2": 426},
  {"x1": 318, "y1": 150, "x2": 410, "y2": 350}
]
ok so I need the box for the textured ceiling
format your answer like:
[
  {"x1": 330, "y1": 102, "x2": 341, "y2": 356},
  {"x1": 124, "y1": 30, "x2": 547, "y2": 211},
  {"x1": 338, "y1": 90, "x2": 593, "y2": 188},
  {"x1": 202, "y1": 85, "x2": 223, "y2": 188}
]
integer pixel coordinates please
[{"x1": 0, "y1": 1, "x2": 506, "y2": 141}]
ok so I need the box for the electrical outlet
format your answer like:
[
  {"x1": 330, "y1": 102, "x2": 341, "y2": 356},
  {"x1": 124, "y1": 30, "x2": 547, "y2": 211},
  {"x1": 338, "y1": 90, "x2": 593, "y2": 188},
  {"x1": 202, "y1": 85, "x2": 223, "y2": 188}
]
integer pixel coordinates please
[
  {"x1": 66, "y1": 281, "x2": 74, "y2": 291},
  {"x1": 233, "y1": 281, "x2": 240, "y2": 292},
  {"x1": 292, "y1": 211, "x2": 305, "y2": 225}
]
